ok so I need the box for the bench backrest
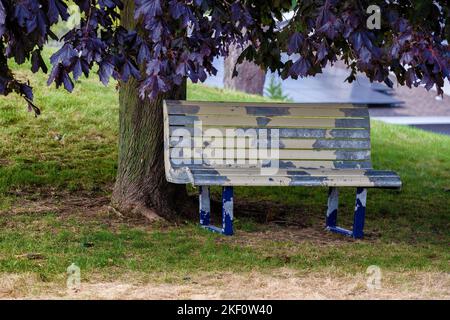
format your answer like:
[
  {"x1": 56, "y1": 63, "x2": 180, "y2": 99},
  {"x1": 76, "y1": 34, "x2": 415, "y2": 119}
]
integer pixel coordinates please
[{"x1": 164, "y1": 100, "x2": 372, "y2": 183}]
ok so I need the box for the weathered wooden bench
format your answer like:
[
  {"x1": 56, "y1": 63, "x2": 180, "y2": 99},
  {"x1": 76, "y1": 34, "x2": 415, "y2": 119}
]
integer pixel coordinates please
[{"x1": 163, "y1": 100, "x2": 401, "y2": 238}]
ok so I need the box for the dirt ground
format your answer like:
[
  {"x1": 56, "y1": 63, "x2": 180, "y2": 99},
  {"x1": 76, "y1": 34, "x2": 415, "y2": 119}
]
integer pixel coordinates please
[{"x1": 1, "y1": 269, "x2": 449, "y2": 300}]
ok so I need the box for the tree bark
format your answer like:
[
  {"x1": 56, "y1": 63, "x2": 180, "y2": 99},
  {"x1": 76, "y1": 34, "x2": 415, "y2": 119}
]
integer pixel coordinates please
[
  {"x1": 223, "y1": 44, "x2": 266, "y2": 95},
  {"x1": 111, "y1": 0, "x2": 191, "y2": 221}
]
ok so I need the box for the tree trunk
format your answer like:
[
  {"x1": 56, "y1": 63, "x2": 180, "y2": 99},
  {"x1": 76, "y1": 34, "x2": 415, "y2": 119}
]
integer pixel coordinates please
[
  {"x1": 111, "y1": 0, "x2": 191, "y2": 220},
  {"x1": 223, "y1": 44, "x2": 266, "y2": 95}
]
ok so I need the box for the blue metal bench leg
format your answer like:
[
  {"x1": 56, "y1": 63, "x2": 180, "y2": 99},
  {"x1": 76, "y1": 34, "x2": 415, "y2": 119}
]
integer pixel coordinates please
[
  {"x1": 352, "y1": 188, "x2": 367, "y2": 239},
  {"x1": 326, "y1": 187, "x2": 338, "y2": 228},
  {"x1": 199, "y1": 186, "x2": 234, "y2": 236},
  {"x1": 326, "y1": 187, "x2": 367, "y2": 239},
  {"x1": 222, "y1": 186, "x2": 234, "y2": 236},
  {"x1": 199, "y1": 186, "x2": 210, "y2": 226}
]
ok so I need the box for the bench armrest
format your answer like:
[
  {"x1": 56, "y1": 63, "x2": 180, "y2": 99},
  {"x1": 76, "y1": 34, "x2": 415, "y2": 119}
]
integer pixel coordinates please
[{"x1": 166, "y1": 166, "x2": 195, "y2": 184}]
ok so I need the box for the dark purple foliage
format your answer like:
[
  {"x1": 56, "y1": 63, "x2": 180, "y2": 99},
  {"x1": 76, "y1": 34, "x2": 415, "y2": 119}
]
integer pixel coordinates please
[{"x1": 0, "y1": 0, "x2": 449, "y2": 115}]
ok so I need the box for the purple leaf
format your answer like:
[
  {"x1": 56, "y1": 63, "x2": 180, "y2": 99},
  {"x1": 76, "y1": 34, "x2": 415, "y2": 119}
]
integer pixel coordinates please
[
  {"x1": 287, "y1": 32, "x2": 303, "y2": 55},
  {"x1": 317, "y1": 42, "x2": 328, "y2": 61},
  {"x1": 289, "y1": 57, "x2": 311, "y2": 77},
  {"x1": 48, "y1": 0, "x2": 69, "y2": 24},
  {"x1": 137, "y1": 43, "x2": 151, "y2": 65},
  {"x1": 31, "y1": 50, "x2": 48, "y2": 74},
  {"x1": 400, "y1": 51, "x2": 414, "y2": 65},
  {"x1": 135, "y1": 0, "x2": 162, "y2": 19},
  {"x1": 359, "y1": 47, "x2": 371, "y2": 64},
  {"x1": 98, "y1": 61, "x2": 114, "y2": 85},
  {"x1": 72, "y1": 59, "x2": 83, "y2": 80},
  {"x1": 50, "y1": 44, "x2": 77, "y2": 67},
  {"x1": 20, "y1": 83, "x2": 33, "y2": 100}
]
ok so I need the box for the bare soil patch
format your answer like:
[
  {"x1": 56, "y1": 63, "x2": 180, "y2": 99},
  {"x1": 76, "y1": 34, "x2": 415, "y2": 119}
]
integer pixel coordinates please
[
  {"x1": 1, "y1": 191, "x2": 370, "y2": 244},
  {"x1": 0, "y1": 190, "x2": 154, "y2": 228},
  {"x1": 3, "y1": 190, "x2": 110, "y2": 216},
  {"x1": 2, "y1": 189, "x2": 389, "y2": 248}
]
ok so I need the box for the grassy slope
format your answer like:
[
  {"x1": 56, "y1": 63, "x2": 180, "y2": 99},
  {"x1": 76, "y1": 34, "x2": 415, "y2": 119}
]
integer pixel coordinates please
[{"x1": 0, "y1": 55, "x2": 449, "y2": 281}]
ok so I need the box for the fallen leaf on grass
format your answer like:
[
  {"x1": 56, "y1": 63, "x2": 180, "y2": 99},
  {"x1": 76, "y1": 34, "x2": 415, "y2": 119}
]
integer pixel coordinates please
[{"x1": 15, "y1": 253, "x2": 45, "y2": 260}]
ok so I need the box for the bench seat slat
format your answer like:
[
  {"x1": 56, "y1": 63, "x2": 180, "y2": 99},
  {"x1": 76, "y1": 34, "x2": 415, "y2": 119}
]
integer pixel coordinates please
[
  {"x1": 190, "y1": 174, "x2": 401, "y2": 188},
  {"x1": 167, "y1": 104, "x2": 369, "y2": 117},
  {"x1": 170, "y1": 160, "x2": 373, "y2": 170},
  {"x1": 170, "y1": 127, "x2": 370, "y2": 139},
  {"x1": 169, "y1": 137, "x2": 370, "y2": 149},
  {"x1": 169, "y1": 115, "x2": 370, "y2": 128},
  {"x1": 166, "y1": 100, "x2": 360, "y2": 108},
  {"x1": 186, "y1": 169, "x2": 399, "y2": 177},
  {"x1": 169, "y1": 148, "x2": 371, "y2": 160}
]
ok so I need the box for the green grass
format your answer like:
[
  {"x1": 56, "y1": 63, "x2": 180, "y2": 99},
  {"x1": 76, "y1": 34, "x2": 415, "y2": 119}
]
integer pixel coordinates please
[
  {"x1": 0, "y1": 52, "x2": 449, "y2": 282},
  {"x1": 1, "y1": 212, "x2": 447, "y2": 282}
]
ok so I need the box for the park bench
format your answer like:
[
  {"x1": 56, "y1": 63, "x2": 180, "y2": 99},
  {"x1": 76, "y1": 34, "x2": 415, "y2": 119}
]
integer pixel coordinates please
[{"x1": 163, "y1": 100, "x2": 402, "y2": 239}]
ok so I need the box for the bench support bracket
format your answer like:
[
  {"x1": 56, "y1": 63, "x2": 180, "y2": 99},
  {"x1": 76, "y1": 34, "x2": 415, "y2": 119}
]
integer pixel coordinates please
[
  {"x1": 325, "y1": 187, "x2": 367, "y2": 239},
  {"x1": 199, "y1": 186, "x2": 234, "y2": 236}
]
